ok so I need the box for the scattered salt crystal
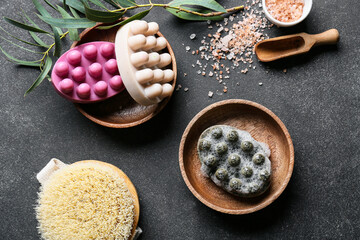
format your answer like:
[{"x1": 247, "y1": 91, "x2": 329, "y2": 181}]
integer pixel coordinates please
[
  {"x1": 207, "y1": 20, "x2": 211, "y2": 24},
  {"x1": 190, "y1": 33, "x2": 196, "y2": 40},
  {"x1": 186, "y1": 2, "x2": 273, "y2": 92},
  {"x1": 184, "y1": 88, "x2": 189, "y2": 92},
  {"x1": 185, "y1": 46, "x2": 190, "y2": 51},
  {"x1": 259, "y1": 82, "x2": 263, "y2": 86},
  {"x1": 208, "y1": 91, "x2": 214, "y2": 97},
  {"x1": 176, "y1": 84, "x2": 182, "y2": 91},
  {"x1": 226, "y1": 53, "x2": 234, "y2": 61}
]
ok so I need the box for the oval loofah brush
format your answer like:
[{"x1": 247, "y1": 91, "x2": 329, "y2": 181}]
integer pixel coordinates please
[{"x1": 36, "y1": 160, "x2": 140, "y2": 240}]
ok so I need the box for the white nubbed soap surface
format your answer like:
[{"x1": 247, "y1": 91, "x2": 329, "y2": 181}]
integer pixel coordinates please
[
  {"x1": 115, "y1": 20, "x2": 175, "y2": 106},
  {"x1": 36, "y1": 162, "x2": 135, "y2": 240}
]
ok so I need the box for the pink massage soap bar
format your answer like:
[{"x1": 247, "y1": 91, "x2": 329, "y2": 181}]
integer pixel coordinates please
[{"x1": 51, "y1": 42, "x2": 125, "y2": 103}]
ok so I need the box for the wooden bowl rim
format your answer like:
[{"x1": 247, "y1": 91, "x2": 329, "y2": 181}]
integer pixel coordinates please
[
  {"x1": 72, "y1": 22, "x2": 177, "y2": 128},
  {"x1": 179, "y1": 99, "x2": 294, "y2": 214},
  {"x1": 73, "y1": 160, "x2": 140, "y2": 239}
]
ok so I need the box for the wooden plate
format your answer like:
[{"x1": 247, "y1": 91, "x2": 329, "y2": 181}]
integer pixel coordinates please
[
  {"x1": 179, "y1": 99, "x2": 294, "y2": 214},
  {"x1": 74, "y1": 160, "x2": 140, "y2": 239},
  {"x1": 72, "y1": 23, "x2": 177, "y2": 128}
]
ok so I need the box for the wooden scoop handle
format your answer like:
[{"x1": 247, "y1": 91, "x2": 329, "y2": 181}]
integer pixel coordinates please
[{"x1": 312, "y1": 29, "x2": 340, "y2": 47}]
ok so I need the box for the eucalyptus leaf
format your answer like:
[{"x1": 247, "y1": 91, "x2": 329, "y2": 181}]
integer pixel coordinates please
[
  {"x1": 168, "y1": 0, "x2": 226, "y2": 13},
  {"x1": 57, "y1": 6, "x2": 80, "y2": 41},
  {"x1": 63, "y1": 0, "x2": 68, "y2": 10},
  {"x1": 166, "y1": 6, "x2": 223, "y2": 21},
  {"x1": 25, "y1": 56, "x2": 52, "y2": 96},
  {"x1": 32, "y1": 0, "x2": 64, "y2": 35},
  {"x1": 21, "y1": 11, "x2": 51, "y2": 47},
  {"x1": 29, "y1": 32, "x2": 50, "y2": 48},
  {"x1": 3, "y1": 17, "x2": 50, "y2": 34},
  {"x1": 0, "y1": 26, "x2": 46, "y2": 48},
  {"x1": 84, "y1": 5, "x2": 124, "y2": 23},
  {"x1": 97, "y1": 8, "x2": 149, "y2": 30},
  {"x1": 0, "y1": 35, "x2": 43, "y2": 54},
  {"x1": 61, "y1": 0, "x2": 85, "y2": 14},
  {"x1": 102, "y1": 0, "x2": 120, "y2": 8},
  {"x1": 43, "y1": 0, "x2": 57, "y2": 10},
  {"x1": 88, "y1": 0, "x2": 108, "y2": 10},
  {"x1": 53, "y1": 27, "x2": 61, "y2": 57},
  {"x1": 0, "y1": 45, "x2": 41, "y2": 67},
  {"x1": 69, "y1": 6, "x2": 80, "y2": 18},
  {"x1": 113, "y1": 0, "x2": 137, "y2": 8},
  {"x1": 37, "y1": 15, "x2": 96, "y2": 28}
]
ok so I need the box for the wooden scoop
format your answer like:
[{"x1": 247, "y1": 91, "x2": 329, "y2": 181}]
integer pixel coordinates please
[{"x1": 255, "y1": 29, "x2": 339, "y2": 62}]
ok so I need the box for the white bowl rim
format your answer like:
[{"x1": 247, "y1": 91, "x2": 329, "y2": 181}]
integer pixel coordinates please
[{"x1": 262, "y1": 0, "x2": 313, "y2": 27}]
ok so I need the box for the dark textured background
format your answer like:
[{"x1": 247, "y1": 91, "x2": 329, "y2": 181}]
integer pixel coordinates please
[{"x1": 0, "y1": 0, "x2": 359, "y2": 239}]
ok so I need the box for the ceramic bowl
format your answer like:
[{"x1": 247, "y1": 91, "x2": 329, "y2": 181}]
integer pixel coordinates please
[
  {"x1": 179, "y1": 99, "x2": 294, "y2": 214},
  {"x1": 72, "y1": 23, "x2": 177, "y2": 128},
  {"x1": 262, "y1": 0, "x2": 313, "y2": 27}
]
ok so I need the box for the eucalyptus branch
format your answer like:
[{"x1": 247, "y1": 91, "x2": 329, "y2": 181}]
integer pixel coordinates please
[
  {"x1": 112, "y1": 3, "x2": 244, "y2": 17},
  {"x1": 0, "y1": 0, "x2": 245, "y2": 95},
  {"x1": 40, "y1": 31, "x2": 69, "y2": 63}
]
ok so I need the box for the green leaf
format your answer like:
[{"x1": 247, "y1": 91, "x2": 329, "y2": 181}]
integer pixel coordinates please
[
  {"x1": 57, "y1": 5, "x2": 80, "y2": 41},
  {"x1": 37, "y1": 15, "x2": 96, "y2": 28},
  {"x1": 0, "y1": 45, "x2": 41, "y2": 67},
  {"x1": 113, "y1": 0, "x2": 137, "y2": 8},
  {"x1": 3, "y1": 17, "x2": 50, "y2": 34},
  {"x1": 102, "y1": 0, "x2": 120, "y2": 8},
  {"x1": 0, "y1": 26, "x2": 46, "y2": 48},
  {"x1": 97, "y1": 8, "x2": 149, "y2": 30},
  {"x1": 43, "y1": 0, "x2": 57, "y2": 10},
  {"x1": 25, "y1": 56, "x2": 52, "y2": 96},
  {"x1": 69, "y1": 6, "x2": 80, "y2": 18},
  {"x1": 166, "y1": 6, "x2": 223, "y2": 21},
  {"x1": 32, "y1": 0, "x2": 52, "y2": 17},
  {"x1": 0, "y1": 35, "x2": 43, "y2": 54},
  {"x1": 63, "y1": 0, "x2": 68, "y2": 10},
  {"x1": 53, "y1": 27, "x2": 61, "y2": 57},
  {"x1": 84, "y1": 4, "x2": 124, "y2": 23},
  {"x1": 29, "y1": 32, "x2": 50, "y2": 48},
  {"x1": 64, "y1": 0, "x2": 86, "y2": 14},
  {"x1": 32, "y1": 0, "x2": 63, "y2": 35},
  {"x1": 88, "y1": 0, "x2": 108, "y2": 10},
  {"x1": 168, "y1": 0, "x2": 226, "y2": 12},
  {"x1": 22, "y1": 10, "x2": 50, "y2": 48},
  {"x1": 21, "y1": 12, "x2": 51, "y2": 47}
]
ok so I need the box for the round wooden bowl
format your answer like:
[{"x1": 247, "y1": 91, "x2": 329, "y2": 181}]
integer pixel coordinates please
[
  {"x1": 71, "y1": 23, "x2": 177, "y2": 128},
  {"x1": 74, "y1": 160, "x2": 140, "y2": 239},
  {"x1": 179, "y1": 99, "x2": 294, "y2": 214}
]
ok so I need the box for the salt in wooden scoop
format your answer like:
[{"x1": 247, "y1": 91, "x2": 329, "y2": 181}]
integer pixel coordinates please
[{"x1": 255, "y1": 29, "x2": 339, "y2": 62}]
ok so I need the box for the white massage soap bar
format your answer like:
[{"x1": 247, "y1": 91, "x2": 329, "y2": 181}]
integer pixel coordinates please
[{"x1": 115, "y1": 20, "x2": 175, "y2": 106}]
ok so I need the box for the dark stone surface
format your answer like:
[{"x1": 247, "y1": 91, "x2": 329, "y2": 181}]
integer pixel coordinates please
[{"x1": 0, "y1": 0, "x2": 359, "y2": 239}]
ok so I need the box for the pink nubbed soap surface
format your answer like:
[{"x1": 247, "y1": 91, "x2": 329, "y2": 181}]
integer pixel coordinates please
[{"x1": 51, "y1": 41, "x2": 125, "y2": 103}]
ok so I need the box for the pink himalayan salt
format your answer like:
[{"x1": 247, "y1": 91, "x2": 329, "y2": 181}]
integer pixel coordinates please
[{"x1": 266, "y1": 0, "x2": 304, "y2": 22}]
